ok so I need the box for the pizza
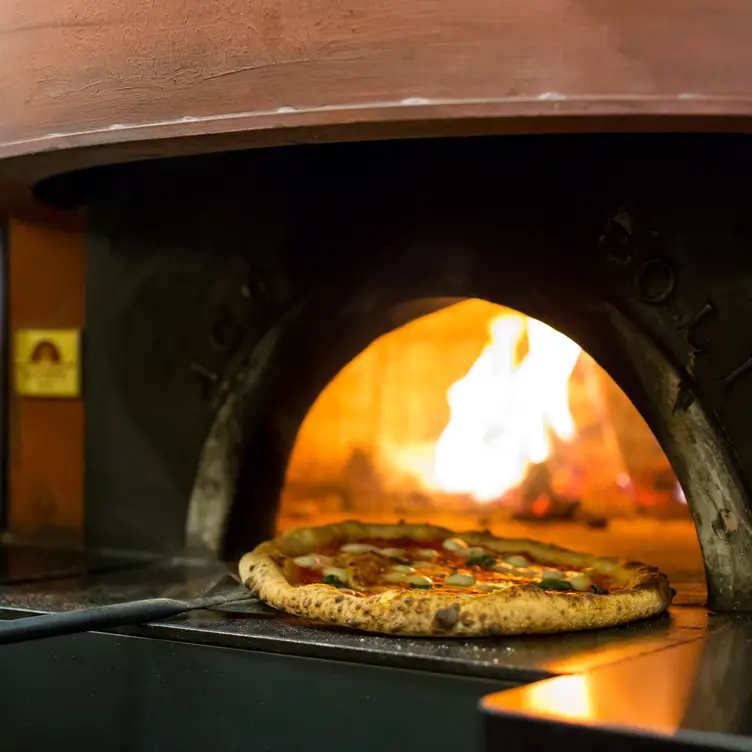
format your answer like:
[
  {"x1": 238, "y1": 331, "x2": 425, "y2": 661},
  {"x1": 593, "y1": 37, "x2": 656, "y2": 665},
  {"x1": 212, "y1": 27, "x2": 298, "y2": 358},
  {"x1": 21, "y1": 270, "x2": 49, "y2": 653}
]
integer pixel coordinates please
[{"x1": 238, "y1": 520, "x2": 673, "y2": 636}]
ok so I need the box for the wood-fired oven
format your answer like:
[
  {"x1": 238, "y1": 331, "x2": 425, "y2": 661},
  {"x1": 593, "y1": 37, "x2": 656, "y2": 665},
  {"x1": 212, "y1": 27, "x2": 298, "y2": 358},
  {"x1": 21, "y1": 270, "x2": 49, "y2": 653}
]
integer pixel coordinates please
[{"x1": 2, "y1": 1, "x2": 752, "y2": 750}]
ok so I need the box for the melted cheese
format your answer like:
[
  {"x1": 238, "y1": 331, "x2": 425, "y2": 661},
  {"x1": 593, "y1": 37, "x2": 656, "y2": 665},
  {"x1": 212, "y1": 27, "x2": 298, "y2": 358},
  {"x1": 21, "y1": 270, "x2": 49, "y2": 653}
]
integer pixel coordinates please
[
  {"x1": 379, "y1": 547, "x2": 406, "y2": 559},
  {"x1": 413, "y1": 561, "x2": 443, "y2": 573},
  {"x1": 444, "y1": 573, "x2": 476, "y2": 587},
  {"x1": 391, "y1": 564, "x2": 416, "y2": 574},
  {"x1": 477, "y1": 583, "x2": 504, "y2": 593},
  {"x1": 414, "y1": 548, "x2": 439, "y2": 561},
  {"x1": 322, "y1": 566, "x2": 349, "y2": 582},
  {"x1": 341, "y1": 543, "x2": 379, "y2": 554},
  {"x1": 569, "y1": 572, "x2": 593, "y2": 592},
  {"x1": 463, "y1": 547, "x2": 487, "y2": 559},
  {"x1": 383, "y1": 571, "x2": 408, "y2": 584},
  {"x1": 442, "y1": 538, "x2": 468, "y2": 553},
  {"x1": 541, "y1": 569, "x2": 566, "y2": 581},
  {"x1": 406, "y1": 574, "x2": 433, "y2": 588},
  {"x1": 294, "y1": 554, "x2": 331, "y2": 569},
  {"x1": 503, "y1": 555, "x2": 530, "y2": 568}
]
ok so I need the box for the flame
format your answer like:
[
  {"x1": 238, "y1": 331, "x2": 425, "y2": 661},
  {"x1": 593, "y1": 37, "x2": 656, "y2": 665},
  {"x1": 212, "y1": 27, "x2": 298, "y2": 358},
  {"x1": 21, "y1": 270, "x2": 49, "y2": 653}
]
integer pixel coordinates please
[{"x1": 433, "y1": 312, "x2": 582, "y2": 501}]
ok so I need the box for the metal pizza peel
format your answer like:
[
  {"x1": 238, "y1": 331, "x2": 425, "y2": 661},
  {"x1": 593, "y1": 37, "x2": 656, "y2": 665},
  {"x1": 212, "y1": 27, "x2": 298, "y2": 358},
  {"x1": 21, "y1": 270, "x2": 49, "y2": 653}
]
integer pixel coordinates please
[{"x1": 0, "y1": 571, "x2": 261, "y2": 645}]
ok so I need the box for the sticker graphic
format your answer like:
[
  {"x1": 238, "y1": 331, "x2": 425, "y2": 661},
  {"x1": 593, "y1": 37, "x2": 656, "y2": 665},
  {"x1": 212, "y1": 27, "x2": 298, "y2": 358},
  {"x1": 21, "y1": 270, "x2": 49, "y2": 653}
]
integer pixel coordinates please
[{"x1": 15, "y1": 329, "x2": 81, "y2": 398}]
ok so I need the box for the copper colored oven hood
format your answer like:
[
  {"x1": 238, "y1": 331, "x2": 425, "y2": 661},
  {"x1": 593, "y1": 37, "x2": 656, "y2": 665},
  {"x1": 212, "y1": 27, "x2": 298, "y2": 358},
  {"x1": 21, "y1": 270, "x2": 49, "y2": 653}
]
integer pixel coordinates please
[{"x1": 3, "y1": 0, "x2": 752, "y2": 217}]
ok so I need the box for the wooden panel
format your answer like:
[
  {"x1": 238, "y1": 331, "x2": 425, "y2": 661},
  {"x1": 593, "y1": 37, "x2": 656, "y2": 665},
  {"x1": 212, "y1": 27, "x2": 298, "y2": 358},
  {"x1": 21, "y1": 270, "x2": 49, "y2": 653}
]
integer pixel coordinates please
[
  {"x1": 5, "y1": 0, "x2": 752, "y2": 215},
  {"x1": 7, "y1": 218, "x2": 85, "y2": 539}
]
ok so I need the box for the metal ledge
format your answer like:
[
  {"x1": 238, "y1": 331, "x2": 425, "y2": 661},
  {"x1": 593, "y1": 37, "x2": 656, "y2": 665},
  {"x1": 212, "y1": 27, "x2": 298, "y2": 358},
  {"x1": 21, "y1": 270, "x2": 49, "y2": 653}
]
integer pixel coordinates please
[
  {"x1": 0, "y1": 548, "x2": 713, "y2": 683},
  {"x1": 482, "y1": 618, "x2": 752, "y2": 750}
]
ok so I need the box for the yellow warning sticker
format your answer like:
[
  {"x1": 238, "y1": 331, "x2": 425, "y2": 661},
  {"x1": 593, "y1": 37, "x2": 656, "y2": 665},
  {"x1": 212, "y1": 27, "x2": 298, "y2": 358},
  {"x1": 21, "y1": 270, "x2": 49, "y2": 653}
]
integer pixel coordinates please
[{"x1": 15, "y1": 329, "x2": 81, "y2": 398}]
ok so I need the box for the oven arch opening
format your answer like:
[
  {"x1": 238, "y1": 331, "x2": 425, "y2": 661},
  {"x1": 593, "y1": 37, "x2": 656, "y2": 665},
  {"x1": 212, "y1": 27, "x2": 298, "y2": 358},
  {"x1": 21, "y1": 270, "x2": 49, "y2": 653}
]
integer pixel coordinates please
[
  {"x1": 187, "y1": 270, "x2": 746, "y2": 610},
  {"x1": 276, "y1": 298, "x2": 702, "y2": 585}
]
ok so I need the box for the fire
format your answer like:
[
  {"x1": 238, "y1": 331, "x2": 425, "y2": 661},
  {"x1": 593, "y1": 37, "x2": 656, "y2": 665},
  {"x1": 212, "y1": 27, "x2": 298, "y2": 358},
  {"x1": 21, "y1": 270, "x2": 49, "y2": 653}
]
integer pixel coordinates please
[
  {"x1": 280, "y1": 298, "x2": 691, "y2": 532},
  {"x1": 433, "y1": 312, "x2": 582, "y2": 501}
]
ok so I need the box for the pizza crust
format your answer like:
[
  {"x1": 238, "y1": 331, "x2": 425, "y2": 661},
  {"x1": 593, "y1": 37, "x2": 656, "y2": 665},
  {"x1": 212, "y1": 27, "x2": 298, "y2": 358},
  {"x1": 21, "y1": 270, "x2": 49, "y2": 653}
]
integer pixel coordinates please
[{"x1": 239, "y1": 520, "x2": 673, "y2": 637}]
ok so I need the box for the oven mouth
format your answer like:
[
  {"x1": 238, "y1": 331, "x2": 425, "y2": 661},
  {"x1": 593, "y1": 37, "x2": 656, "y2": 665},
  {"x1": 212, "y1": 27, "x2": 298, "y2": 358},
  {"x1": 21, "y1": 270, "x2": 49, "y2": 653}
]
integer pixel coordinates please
[
  {"x1": 187, "y1": 294, "x2": 708, "y2": 602},
  {"x1": 275, "y1": 298, "x2": 701, "y2": 583}
]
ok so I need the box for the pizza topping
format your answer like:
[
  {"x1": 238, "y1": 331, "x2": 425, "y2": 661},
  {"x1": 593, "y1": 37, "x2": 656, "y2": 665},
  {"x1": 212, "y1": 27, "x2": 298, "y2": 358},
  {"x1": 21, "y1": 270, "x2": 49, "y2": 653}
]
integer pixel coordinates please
[
  {"x1": 383, "y1": 571, "x2": 409, "y2": 584},
  {"x1": 340, "y1": 542, "x2": 412, "y2": 561},
  {"x1": 464, "y1": 547, "x2": 488, "y2": 559},
  {"x1": 290, "y1": 535, "x2": 620, "y2": 597},
  {"x1": 568, "y1": 573, "x2": 593, "y2": 591},
  {"x1": 413, "y1": 560, "x2": 443, "y2": 573},
  {"x1": 477, "y1": 583, "x2": 505, "y2": 592},
  {"x1": 341, "y1": 543, "x2": 379, "y2": 554},
  {"x1": 322, "y1": 573, "x2": 347, "y2": 588},
  {"x1": 344, "y1": 554, "x2": 384, "y2": 589},
  {"x1": 323, "y1": 566, "x2": 349, "y2": 583},
  {"x1": 444, "y1": 573, "x2": 476, "y2": 587},
  {"x1": 391, "y1": 564, "x2": 416, "y2": 574},
  {"x1": 466, "y1": 553, "x2": 498, "y2": 569},
  {"x1": 380, "y1": 547, "x2": 407, "y2": 559},
  {"x1": 541, "y1": 568, "x2": 566, "y2": 581},
  {"x1": 536, "y1": 578, "x2": 572, "y2": 591},
  {"x1": 442, "y1": 537, "x2": 469, "y2": 553},
  {"x1": 294, "y1": 554, "x2": 331, "y2": 569},
  {"x1": 494, "y1": 561, "x2": 536, "y2": 577},
  {"x1": 407, "y1": 574, "x2": 433, "y2": 589},
  {"x1": 414, "y1": 548, "x2": 439, "y2": 561},
  {"x1": 242, "y1": 524, "x2": 671, "y2": 637},
  {"x1": 503, "y1": 555, "x2": 530, "y2": 568},
  {"x1": 494, "y1": 555, "x2": 538, "y2": 576}
]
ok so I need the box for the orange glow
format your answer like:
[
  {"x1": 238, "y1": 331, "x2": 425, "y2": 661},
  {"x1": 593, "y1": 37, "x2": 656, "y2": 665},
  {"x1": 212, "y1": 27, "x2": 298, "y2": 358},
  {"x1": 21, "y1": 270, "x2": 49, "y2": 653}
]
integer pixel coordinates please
[
  {"x1": 526, "y1": 675, "x2": 595, "y2": 722},
  {"x1": 482, "y1": 638, "x2": 707, "y2": 735},
  {"x1": 433, "y1": 313, "x2": 581, "y2": 501},
  {"x1": 278, "y1": 299, "x2": 692, "y2": 538}
]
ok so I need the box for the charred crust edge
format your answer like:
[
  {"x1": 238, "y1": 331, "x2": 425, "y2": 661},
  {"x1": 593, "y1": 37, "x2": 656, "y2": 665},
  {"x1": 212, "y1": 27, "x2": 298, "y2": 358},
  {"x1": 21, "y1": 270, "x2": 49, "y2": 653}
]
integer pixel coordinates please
[{"x1": 434, "y1": 602, "x2": 461, "y2": 629}]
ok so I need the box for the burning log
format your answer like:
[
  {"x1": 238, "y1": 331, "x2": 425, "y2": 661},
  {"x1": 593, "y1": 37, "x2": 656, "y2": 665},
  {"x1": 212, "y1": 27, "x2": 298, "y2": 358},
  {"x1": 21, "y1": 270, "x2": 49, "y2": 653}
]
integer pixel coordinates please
[{"x1": 511, "y1": 462, "x2": 607, "y2": 528}]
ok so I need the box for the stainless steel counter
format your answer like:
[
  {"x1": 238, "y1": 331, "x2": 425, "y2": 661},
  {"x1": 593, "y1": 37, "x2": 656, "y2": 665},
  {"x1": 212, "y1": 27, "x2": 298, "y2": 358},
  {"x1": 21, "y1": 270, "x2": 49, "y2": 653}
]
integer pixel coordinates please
[{"x1": 0, "y1": 542, "x2": 741, "y2": 752}]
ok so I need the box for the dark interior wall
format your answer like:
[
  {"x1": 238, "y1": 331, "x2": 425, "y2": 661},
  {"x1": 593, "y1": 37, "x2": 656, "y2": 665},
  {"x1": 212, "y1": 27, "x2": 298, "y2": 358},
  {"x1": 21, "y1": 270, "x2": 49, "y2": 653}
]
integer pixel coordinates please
[{"x1": 85, "y1": 154, "x2": 299, "y2": 553}]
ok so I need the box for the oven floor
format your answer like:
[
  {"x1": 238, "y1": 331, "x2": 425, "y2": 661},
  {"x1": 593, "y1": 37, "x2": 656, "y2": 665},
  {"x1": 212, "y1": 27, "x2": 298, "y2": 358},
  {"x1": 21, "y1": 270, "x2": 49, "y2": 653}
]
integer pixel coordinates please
[{"x1": 0, "y1": 543, "x2": 730, "y2": 752}]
